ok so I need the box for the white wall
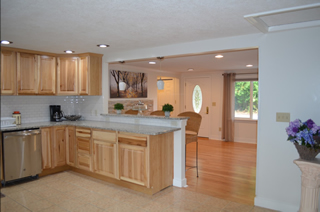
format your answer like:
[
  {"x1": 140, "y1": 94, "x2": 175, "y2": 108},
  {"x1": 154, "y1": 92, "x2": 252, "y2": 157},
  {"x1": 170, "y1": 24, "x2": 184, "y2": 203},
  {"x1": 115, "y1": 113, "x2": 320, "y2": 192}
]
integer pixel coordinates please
[{"x1": 101, "y1": 27, "x2": 320, "y2": 211}]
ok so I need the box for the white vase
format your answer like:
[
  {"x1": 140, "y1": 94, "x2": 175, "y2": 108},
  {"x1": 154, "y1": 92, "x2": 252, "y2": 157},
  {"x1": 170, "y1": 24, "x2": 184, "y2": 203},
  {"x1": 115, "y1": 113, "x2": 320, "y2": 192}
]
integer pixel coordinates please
[
  {"x1": 165, "y1": 111, "x2": 170, "y2": 117},
  {"x1": 116, "y1": 110, "x2": 122, "y2": 114}
]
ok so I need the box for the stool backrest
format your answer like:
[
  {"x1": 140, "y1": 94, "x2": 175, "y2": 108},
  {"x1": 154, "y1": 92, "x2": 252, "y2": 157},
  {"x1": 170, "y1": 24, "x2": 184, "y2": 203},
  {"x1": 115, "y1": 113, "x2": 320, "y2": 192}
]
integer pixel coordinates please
[
  {"x1": 150, "y1": 110, "x2": 165, "y2": 116},
  {"x1": 124, "y1": 109, "x2": 138, "y2": 115},
  {"x1": 178, "y1": 111, "x2": 202, "y2": 135}
]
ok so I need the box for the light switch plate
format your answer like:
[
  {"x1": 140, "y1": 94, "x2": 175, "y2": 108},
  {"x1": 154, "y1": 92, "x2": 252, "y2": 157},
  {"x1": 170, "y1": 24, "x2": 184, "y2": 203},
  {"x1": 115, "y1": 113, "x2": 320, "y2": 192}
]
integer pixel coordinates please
[{"x1": 276, "y1": 112, "x2": 290, "y2": 122}]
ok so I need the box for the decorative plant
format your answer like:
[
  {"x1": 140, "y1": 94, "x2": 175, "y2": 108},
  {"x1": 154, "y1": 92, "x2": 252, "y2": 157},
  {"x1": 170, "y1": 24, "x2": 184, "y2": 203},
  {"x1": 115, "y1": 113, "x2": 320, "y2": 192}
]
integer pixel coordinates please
[
  {"x1": 162, "y1": 103, "x2": 174, "y2": 112},
  {"x1": 114, "y1": 103, "x2": 124, "y2": 110},
  {"x1": 286, "y1": 119, "x2": 320, "y2": 149}
]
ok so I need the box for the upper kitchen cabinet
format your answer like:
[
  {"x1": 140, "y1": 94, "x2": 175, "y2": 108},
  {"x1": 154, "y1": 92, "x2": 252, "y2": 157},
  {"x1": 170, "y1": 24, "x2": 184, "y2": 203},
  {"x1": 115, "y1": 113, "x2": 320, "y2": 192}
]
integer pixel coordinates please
[
  {"x1": 79, "y1": 53, "x2": 102, "y2": 95},
  {"x1": 38, "y1": 55, "x2": 56, "y2": 95},
  {"x1": 57, "y1": 57, "x2": 79, "y2": 95},
  {"x1": 1, "y1": 50, "x2": 16, "y2": 95},
  {"x1": 17, "y1": 52, "x2": 38, "y2": 95}
]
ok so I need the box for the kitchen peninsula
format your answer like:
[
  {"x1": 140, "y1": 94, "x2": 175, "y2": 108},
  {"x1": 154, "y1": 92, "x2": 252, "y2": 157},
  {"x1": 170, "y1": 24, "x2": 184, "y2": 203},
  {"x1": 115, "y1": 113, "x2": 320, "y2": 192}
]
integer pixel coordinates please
[{"x1": 1, "y1": 115, "x2": 189, "y2": 194}]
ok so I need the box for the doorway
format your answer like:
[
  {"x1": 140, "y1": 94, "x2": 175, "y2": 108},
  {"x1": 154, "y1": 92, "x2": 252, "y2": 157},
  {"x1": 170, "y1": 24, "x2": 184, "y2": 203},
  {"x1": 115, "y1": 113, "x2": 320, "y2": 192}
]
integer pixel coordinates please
[{"x1": 184, "y1": 77, "x2": 211, "y2": 137}]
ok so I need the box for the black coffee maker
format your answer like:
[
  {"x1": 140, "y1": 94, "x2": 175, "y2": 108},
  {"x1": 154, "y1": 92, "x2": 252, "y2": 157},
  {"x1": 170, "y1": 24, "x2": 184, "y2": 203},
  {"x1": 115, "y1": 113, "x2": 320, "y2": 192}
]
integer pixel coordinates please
[{"x1": 50, "y1": 105, "x2": 64, "y2": 122}]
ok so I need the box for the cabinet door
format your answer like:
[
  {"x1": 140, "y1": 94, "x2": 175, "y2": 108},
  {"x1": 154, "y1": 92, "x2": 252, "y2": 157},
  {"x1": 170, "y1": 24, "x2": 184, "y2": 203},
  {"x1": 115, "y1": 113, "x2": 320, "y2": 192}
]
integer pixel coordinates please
[
  {"x1": 57, "y1": 57, "x2": 78, "y2": 95},
  {"x1": 41, "y1": 127, "x2": 52, "y2": 169},
  {"x1": 52, "y1": 126, "x2": 66, "y2": 168},
  {"x1": 119, "y1": 143, "x2": 147, "y2": 186},
  {"x1": 17, "y1": 52, "x2": 38, "y2": 94},
  {"x1": 93, "y1": 140, "x2": 117, "y2": 178},
  {"x1": 1, "y1": 50, "x2": 16, "y2": 95},
  {"x1": 38, "y1": 55, "x2": 56, "y2": 95},
  {"x1": 66, "y1": 126, "x2": 76, "y2": 166},
  {"x1": 79, "y1": 56, "x2": 89, "y2": 95}
]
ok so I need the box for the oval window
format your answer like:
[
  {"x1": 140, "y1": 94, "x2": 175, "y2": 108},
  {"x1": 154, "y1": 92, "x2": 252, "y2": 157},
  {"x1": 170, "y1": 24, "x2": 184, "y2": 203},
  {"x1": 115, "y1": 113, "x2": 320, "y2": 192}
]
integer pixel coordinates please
[{"x1": 192, "y1": 85, "x2": 202, "y2": 113}]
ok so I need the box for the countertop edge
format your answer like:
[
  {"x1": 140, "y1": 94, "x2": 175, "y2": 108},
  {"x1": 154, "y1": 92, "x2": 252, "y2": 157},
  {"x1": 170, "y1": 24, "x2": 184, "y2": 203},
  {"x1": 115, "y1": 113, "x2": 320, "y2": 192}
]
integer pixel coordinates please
[{"x1": 0, "y1": 121, "x2": 180, "y2": 135}]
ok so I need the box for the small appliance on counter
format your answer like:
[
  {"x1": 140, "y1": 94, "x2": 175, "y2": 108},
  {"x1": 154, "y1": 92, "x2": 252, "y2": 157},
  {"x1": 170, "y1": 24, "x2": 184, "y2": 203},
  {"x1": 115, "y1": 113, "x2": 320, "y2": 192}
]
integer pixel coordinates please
[
  {"x1": 50, "y1": 105, "x2": 64, "y2": 122},
  {"x1": 12, "y1": 111, "x2": 21, "y2": 125}
]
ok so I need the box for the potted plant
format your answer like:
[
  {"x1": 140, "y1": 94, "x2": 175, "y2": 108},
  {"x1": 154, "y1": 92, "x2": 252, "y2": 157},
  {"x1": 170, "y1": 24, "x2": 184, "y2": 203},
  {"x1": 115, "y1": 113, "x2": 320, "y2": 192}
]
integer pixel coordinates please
[
  {"x1": 114, "y1": 103, "x2": 124, "y2": 114},
  {"x1": 162, "y1": 103, "x2": 174, "y2": 117},
  {"x1": 286, "y1": 119, "x2": 320, "y2": 160}
]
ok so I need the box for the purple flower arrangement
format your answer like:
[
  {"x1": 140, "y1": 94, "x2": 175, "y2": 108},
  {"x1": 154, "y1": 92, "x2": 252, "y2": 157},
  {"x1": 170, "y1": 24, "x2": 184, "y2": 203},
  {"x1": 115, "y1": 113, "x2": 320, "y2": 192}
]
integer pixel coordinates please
[{"x1": 286, "y1": 119, "x2": 320, "y2": 148}]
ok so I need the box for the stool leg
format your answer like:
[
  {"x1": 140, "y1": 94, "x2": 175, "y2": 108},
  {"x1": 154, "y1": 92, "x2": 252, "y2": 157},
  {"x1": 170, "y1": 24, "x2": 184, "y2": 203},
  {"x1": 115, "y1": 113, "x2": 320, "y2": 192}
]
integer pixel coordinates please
[{"x1": 196, "y1": 141, "x2": 199, "y2": 177}]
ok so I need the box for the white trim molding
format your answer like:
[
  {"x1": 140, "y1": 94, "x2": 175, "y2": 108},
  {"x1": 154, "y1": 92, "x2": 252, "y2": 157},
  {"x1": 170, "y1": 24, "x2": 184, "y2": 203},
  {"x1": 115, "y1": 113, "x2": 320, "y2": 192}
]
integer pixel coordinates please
[{"x1": 244, "y1": 3, "x2": 320, "y2": 33}]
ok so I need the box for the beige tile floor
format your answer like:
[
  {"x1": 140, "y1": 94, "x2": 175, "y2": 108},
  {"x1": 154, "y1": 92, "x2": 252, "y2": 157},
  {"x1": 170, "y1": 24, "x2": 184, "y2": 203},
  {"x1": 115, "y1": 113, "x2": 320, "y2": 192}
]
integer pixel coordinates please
[{"x1": 0, "y1": 171, "x2": 277, "y2": 212}]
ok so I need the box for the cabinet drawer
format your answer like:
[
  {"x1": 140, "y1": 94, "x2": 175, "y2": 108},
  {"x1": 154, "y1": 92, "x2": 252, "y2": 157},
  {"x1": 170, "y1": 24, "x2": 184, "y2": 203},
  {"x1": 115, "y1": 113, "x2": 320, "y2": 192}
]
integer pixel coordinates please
[
  {"x1": 76, "y1": 128, "x2": 91, "y2": 137},
  {"x1": 118, "y1": 132, "x2": 147, "y2": 147},
  {"x1": 77, "y1": 153, "x2": 92, "y2": 171},
  {"x1": 77, "y1": 137, "x2": 90, "y2": 154},
  {"x1": 92, "y1": 130, "x2": 116, "y2": 143}
]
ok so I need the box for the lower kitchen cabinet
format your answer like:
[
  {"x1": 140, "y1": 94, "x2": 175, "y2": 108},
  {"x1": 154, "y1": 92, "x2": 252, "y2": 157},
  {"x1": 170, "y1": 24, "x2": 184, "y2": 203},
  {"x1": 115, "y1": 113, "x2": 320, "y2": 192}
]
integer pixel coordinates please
[
  {"x1": 66, "y1": 126, "x2": 76, "y2": 167},
  {"x1": 41, "y1": 127, "x2": 52, "y2": 169},
  {"x1": 92, "y1": 130, "x2": 117, "y2": 179},
  {"x1": 38, "y1": 125, "x2": 173, "y2": 194},
  {"x1": 118, "y1": 132, "x2": 148, "y2": 187},
  {"x1": 76, "y1": 128, "x2": 92, "y2": 171},
  {"x1": 119, "y1": 143, "x2": 148, "y2": 186},
  {"x1": 52, "y1": 126, "x2": 66, "y2": 168}
]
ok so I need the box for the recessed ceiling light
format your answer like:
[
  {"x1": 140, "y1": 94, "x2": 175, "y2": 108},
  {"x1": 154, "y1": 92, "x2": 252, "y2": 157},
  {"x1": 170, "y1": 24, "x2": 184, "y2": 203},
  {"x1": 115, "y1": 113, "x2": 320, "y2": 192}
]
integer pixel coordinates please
[
  {"x1": 149, "y1": 62, "x2": 156, "y2": 64},
  {"x1": 97, "y1": 44, "x2": 109, "y2": 48},
  {"x1": 215, "y1": 55, "x2": 223, "y2": 58},
  {"x1": 1, "y1": 40, "x2": 13, "y2": 45},
  {"x1": 64, "y1": 50, "x2": 75, "y2": 54},
  {"x1": 188, "y1": 68, "x2": 194, "y2": 72},
  {"x1": 246, "y1": 64, "x2": 253, "y2": 67}
]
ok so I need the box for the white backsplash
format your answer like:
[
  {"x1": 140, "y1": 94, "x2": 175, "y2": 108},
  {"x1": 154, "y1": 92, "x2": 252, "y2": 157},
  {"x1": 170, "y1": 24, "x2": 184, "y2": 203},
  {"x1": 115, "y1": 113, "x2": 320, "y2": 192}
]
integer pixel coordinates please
[{"x1": 1, "y1": 96, "x2": 104, "y2": 123}]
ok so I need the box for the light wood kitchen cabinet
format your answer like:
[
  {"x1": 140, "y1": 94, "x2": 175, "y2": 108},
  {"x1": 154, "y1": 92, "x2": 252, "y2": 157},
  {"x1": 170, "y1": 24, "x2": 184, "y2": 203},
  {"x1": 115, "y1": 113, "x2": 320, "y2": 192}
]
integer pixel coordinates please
[
  {"x1": 41, "y1": 127, "x2": 52, "y2": 169},
  {"x1": 118, "y1": 132, "x2": 148, "y2": 187},
  {"x1": 57, "y1": 57, "x2": 79, "y2": 95},
  {"x1": 52, "y1": 126, "x2": 66, "y2": 168},
  {"x1": 66, "y1": 126, "x2": 76, "y2": 167},
  {"x1": 92, "y1": 130, "x2": 117, "y2": 179},
  {"x1": 17, "y1": 52, "x2": 38, "y2": 95},
  {"x1": 1, "y1": 50, "x2": 17, "y2": 95},
  {"x1": 76, "y1": 128, "x2": 92, "y2": 171},
  {"x1": 79, "y1": 54, "x2": 102, "y2": 95},
  {"x1": 38, "y1": 55, "x2": 56, "y2": 95},
  {"x1": 118, "y1": 131, "x2": 173, "y2": 192}
]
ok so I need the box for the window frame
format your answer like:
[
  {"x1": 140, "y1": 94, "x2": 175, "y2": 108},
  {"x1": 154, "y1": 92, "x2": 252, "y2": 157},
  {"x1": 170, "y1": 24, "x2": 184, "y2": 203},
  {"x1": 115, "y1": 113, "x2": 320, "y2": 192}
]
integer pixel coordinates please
[{"x1": 234, "y1": 79, "x2": 258, "y2": 121}]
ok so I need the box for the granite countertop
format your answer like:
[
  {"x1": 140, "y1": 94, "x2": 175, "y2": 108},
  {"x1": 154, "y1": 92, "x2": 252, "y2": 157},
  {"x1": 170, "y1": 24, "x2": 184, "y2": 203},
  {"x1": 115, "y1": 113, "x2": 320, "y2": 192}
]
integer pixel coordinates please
[
  {"x1": 0, "y1": 120, "x2": 180, "y2": 135},
  {"x1": 100, "y1": 113, "x2": 189, "y2": 120}
]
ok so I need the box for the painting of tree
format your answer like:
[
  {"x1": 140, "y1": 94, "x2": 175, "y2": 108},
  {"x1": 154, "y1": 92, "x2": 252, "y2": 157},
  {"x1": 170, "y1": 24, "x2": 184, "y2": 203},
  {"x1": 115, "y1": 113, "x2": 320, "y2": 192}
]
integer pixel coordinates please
[{"x1": 110, "y1": 70, "x2": 148, "y2": 98}]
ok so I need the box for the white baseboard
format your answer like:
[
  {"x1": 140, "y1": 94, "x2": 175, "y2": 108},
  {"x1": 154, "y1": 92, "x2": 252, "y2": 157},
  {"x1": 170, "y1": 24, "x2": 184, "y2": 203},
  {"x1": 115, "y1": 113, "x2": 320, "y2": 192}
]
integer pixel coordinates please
[{"x1": 255, "y1": 196, "x2": 299, "y2": 212}]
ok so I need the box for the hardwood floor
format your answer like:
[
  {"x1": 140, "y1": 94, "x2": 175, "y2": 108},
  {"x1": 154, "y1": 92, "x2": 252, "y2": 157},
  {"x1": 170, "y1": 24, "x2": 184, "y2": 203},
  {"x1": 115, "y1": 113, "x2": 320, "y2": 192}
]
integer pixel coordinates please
[{"x1": 185, "y1": 137, "x2": 257, "y2": 205}]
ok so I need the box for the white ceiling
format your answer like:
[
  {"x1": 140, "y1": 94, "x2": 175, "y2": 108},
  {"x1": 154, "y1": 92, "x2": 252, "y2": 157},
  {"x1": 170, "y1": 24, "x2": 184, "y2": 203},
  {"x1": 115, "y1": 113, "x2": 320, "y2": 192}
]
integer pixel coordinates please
[
  {"x1": 117, "y1": 49, "x2": 258, "y2": 73},
  {"x1": 1, "y1": 0, "x2": 319, "y2": 73}
]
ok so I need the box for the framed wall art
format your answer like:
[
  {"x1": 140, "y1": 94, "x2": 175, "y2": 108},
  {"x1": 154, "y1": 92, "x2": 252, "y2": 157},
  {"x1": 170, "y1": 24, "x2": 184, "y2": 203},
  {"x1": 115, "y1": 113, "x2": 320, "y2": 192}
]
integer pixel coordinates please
[{"x1": 110, "y1": 70, "x2": 148, "y2": 98}]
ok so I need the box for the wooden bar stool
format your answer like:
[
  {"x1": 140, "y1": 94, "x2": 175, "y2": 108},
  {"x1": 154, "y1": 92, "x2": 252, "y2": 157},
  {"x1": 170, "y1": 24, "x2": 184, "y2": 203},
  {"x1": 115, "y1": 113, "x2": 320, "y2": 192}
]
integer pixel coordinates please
[
  {"x1": 178, "y1": 111, "x2": 202, "y2": 177},
  {"x1": 124, "y1": 109, "x2": 138, "y2": 115},
  {"x1": 150, "y1": 110, "x2": 165, "y2": 116}
]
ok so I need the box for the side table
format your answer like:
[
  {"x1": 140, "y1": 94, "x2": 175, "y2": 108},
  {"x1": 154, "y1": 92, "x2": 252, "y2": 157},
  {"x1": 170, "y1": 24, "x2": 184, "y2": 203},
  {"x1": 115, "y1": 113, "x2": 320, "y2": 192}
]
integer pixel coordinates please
[{"x1": 294, "y1": 159, "x2": 320, "y2": 212}]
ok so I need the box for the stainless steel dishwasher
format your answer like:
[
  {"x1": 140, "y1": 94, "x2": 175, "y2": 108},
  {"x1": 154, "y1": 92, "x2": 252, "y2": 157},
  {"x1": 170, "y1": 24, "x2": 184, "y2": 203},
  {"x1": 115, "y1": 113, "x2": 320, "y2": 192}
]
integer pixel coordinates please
[{"x1": 2, "y1": 129, "x2": 42, "y2": 184}]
